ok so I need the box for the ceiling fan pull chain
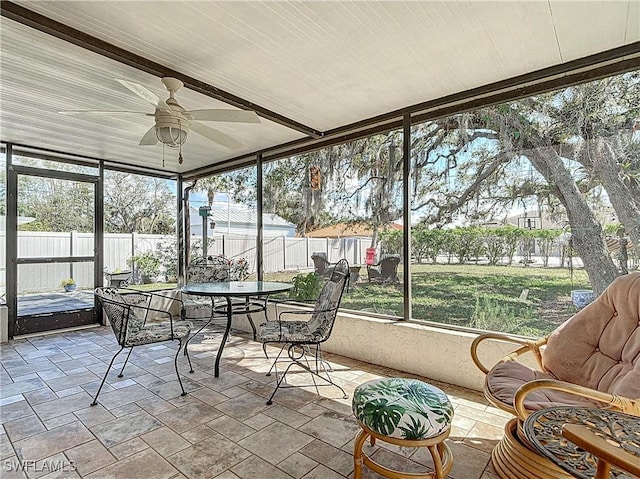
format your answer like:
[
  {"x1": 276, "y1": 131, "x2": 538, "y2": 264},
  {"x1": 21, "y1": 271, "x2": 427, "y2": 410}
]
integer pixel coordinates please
[
  {"x1": 178, "y1": 119, "x2": 184, "y2": 164},
  {"x1": 162, "y1": 142, "x2": 165, "y2": 168}
]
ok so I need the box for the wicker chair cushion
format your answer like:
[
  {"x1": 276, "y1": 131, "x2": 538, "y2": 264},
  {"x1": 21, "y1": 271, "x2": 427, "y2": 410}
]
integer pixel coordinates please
[
  {"x1": 352, "y1": 378, "x2": 453, "y2": 440},
  {"x1": 542, "y1": 273, "x2": 640, "y2": 399},
  {"x1": 487, "y1": 361, "x2": 601, "y2": 411},
  {"x1": 125, "y1": 321, "x2": 192, "y2": 347}
]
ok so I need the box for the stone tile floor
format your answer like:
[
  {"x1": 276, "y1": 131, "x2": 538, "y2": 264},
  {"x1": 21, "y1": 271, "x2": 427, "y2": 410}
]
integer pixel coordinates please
[{"x1": 1, "y1": 325, "x2": 509, "y2": 479}]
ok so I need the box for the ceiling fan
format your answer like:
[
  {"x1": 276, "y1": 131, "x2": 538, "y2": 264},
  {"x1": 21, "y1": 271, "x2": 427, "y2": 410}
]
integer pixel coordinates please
[{"x1": 60, "y1": 77, "x2": 260, "y2": 155}]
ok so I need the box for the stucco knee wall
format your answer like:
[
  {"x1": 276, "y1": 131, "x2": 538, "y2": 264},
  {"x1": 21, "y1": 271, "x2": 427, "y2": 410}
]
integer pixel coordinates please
[
  {"x1": 324, "y1": 312, "x2": 532, "y2": 390},
  {"x1": 233, "y1": 305, "x2": 537, "y2": 391}
]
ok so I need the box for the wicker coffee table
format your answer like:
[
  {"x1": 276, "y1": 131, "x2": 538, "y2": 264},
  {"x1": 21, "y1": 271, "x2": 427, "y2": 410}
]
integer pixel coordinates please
[{"x1": 523, "y1": 406, "x2": 640, "y2": 479}]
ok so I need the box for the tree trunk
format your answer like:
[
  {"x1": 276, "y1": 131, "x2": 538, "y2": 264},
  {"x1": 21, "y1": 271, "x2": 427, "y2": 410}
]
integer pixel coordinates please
[
  {"x1": 528, "y1": 147, "x2": 619, "y2": 294},
  {"x1": 585, "y1": 140, "x2": 640, "y2": 247}
]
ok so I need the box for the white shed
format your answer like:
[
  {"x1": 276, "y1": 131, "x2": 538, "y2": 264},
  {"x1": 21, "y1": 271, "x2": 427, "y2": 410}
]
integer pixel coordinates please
[{"x1": 189, "y1": 201, "x2": 295, "y2": 238}]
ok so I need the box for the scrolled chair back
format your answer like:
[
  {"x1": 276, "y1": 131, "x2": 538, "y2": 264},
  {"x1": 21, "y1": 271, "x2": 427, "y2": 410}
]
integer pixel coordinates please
[
  {"x1": 187, "y1": 255, "x2": 230, "y2": 283},
  {"x1": 306, "y1": 259, "x2": 350, "y2": 343},
  {"x1": 187, "y1": 255, "x2": 251, "y2": 283}
]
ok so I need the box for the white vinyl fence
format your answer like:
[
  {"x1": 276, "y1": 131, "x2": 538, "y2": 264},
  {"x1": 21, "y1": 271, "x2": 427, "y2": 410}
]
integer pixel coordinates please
[{"x1": 1, "y1": 232, "x2": 372, "y2": 294}]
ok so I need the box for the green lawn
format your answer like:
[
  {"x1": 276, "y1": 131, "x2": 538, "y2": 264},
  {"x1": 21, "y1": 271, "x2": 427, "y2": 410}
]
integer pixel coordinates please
[
  {"x1": 142, "y1": 264, "x2": 591, "y2": 338},
  {"x1": 268, "y1": 263, "x2": 591, "y2": 337}
]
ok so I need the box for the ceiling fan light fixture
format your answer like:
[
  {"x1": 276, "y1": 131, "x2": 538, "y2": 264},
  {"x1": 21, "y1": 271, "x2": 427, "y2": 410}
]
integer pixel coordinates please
[
  {"x1": 155, "y1": 112, "x2": 189, "y2": 147},
  {"x1": 156, "y1": 125, "x2": 188, "y2": 148}
]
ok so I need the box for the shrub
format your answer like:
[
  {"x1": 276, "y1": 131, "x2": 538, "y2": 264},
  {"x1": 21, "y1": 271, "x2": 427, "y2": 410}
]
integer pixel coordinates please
[
  {"x1": 469, "y1": 294, "x2": 533, "y2": 333},
  {"x1": 155, "y1": 239, "x2": 178, "y2": 279},
  {"x1": 289, "y1": 272, "x2": 322, "y2": 300},
  {"x1": 127, "y1": 251, "x2": 161, "y2": 277}
]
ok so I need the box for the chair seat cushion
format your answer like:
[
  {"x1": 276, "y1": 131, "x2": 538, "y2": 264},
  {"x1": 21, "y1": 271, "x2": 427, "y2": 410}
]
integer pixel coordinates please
[
  {"x1": 257, "y1": 320, "x2": 323, "y2": 343},
  {"x1": 352, "y1": 378, "x2": 453, "y2": 440},
  {"x1": 257, "y1": 321, "x2": 314, "y2": 343},
  {"x1": 487, "y1": 361, "x2": 602, "y2": 411},
  {"x1": 125, "y1": 321, "x2": 192, "y2": 347}
]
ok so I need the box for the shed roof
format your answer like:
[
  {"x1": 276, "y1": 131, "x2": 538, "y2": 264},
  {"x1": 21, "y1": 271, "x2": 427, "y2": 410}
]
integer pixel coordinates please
[{"x1": 190, "y1": 204, "x2": 294, "y2": 229}]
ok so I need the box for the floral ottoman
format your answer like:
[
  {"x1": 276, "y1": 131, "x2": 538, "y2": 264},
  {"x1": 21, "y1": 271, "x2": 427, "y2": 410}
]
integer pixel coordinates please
[{"x1": 352, "y1": 377, "x2": 454, "y2": 479}]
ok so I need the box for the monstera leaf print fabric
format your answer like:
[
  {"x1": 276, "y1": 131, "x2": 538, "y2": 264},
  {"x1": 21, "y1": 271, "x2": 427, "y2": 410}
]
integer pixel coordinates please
[{"x1": 352, "y1": 378, "x2": 453, "y2": 440}]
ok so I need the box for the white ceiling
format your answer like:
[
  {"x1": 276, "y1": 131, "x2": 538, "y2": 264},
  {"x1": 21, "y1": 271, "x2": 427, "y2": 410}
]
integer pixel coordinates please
[{"x1": 1, "y1": 1, "x2": 639, "y2": 174}]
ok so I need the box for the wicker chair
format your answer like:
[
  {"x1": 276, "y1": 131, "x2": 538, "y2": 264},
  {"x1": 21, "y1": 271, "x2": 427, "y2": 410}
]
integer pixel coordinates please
[
  {"x1": 311, "y1": 252, "x2": 335, "y2": 278},
  {"x1": 366, "y1": 255, "x2": 400, "y2": 283},
  {"x1": 257, "y1": 259, "x2": 350, "y2": 405},
  {"x1": 93, "y1": 287, "x2": 192, "y2": 406},
  {"x1": 470, "y1": 272, "x2": 640, "y2": 479}
]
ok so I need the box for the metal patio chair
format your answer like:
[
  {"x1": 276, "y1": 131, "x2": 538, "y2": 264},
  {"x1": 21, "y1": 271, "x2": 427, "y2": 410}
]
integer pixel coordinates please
[
  {"x1": 257, "y1": 259, "x2": 350, "y2": 405},
  {"x1": 182, "y1": 255, "x2": 231, "y2": 321},
  {"x1": 93, "y1": 287, "x2": 192, "y2": 406},
  {"x1": 182, "y1": 255, "x2": 266, "y2": 342}
]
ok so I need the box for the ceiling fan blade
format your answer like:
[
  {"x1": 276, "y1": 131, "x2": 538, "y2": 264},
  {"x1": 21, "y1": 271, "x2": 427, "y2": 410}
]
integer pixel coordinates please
[
  {"x1": 191, "y1": 122, "x2": 243, "y2": 149},
  {"x1": 116, "y1": 79, "x2": 171, "y2": 111},
  {"x1": 186, "y1": 109, "x2": 260, "y2": 123},
  {"x1": 58, "y1": 110, "x2": 151, "y2": 116},
  {"x1": 139, "y1": 127, "x2": 159, "y2": 146}
]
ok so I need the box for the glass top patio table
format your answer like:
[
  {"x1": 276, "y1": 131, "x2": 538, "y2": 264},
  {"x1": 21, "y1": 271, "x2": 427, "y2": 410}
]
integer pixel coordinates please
[
  {"x1": 182, "y1": 281, "x2": 293, "y2": 297},
  {"x1": 181, "y1": 281, "x2": 293, "y2": 377}
]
